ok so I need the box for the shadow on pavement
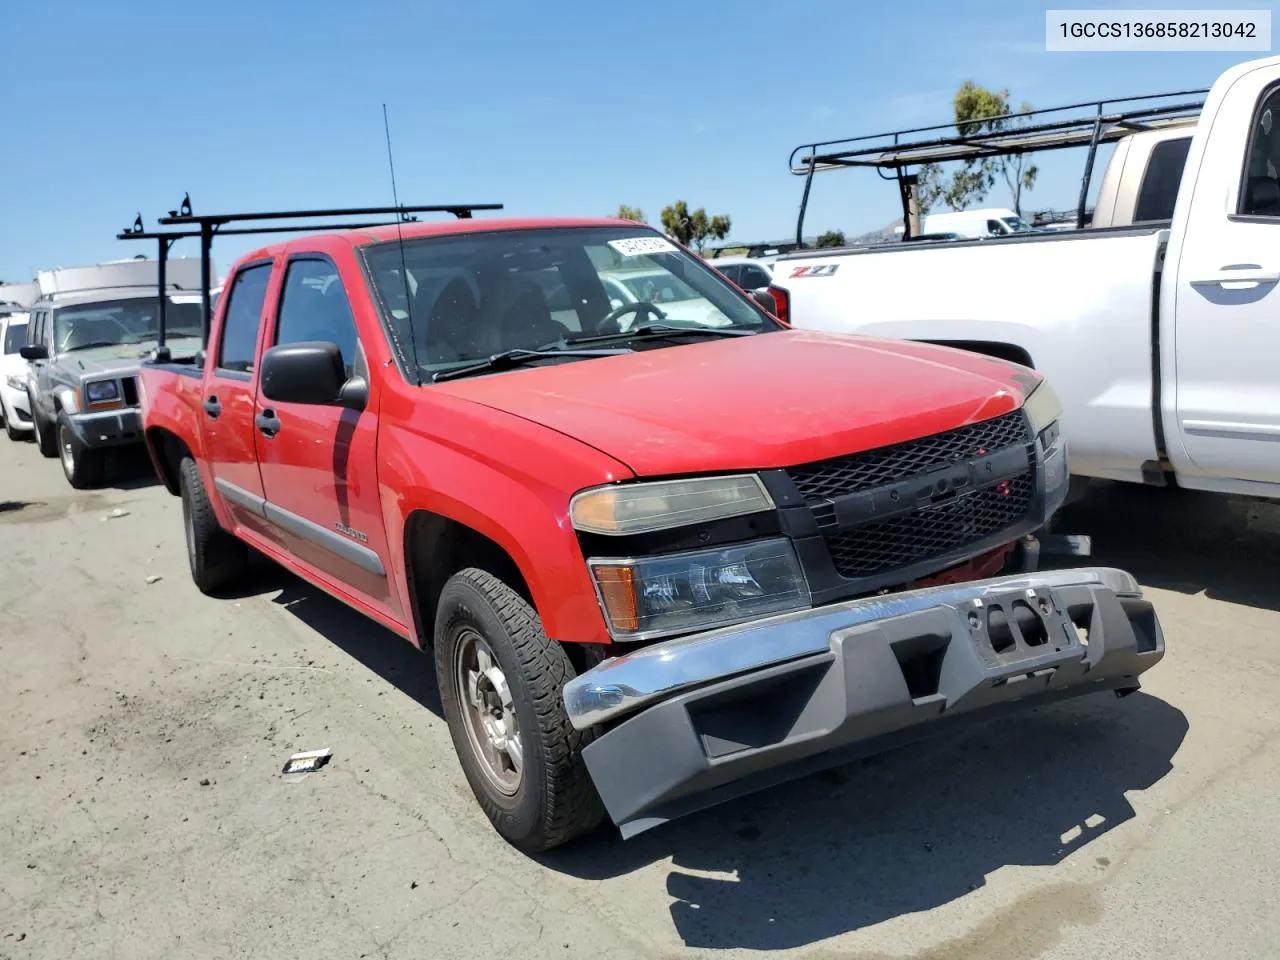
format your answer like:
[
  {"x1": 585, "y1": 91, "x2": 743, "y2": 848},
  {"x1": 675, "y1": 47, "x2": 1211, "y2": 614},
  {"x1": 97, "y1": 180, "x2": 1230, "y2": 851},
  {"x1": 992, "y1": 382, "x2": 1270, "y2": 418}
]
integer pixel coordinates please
[
  {"x1": 101, "y1": 446, "x2": 164, "y2": 490},
  {"x1": 1048, "y1": 480, "x2": 1280, "y2": 612},
  {"x1": 545, "y1": 691, "x2": 1185, "y2": 949},
  {"x1": 227, "y1": 558, "x2": 442, "y2": 718}
]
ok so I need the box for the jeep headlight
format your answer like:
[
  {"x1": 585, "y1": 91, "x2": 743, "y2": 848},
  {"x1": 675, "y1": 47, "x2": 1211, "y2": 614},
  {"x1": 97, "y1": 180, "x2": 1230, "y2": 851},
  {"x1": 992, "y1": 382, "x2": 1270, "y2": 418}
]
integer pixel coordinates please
[
  {"x1": 85, "y1": 380, "x2": 119, "y2": 404},
  {"x1": 589, "y1": 538, "x2": 810, "y2": 641},
  {"x1": 570, "y1": 475, "x2": 774, "y2": 536}
]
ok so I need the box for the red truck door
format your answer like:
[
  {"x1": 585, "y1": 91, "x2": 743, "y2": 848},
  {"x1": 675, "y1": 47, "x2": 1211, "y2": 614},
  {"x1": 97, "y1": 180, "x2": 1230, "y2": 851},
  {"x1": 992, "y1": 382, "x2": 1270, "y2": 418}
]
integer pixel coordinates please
[
  {"x1": 201, "y1": 260, "x2": 277, "y2": 543},
  {"x1": 252, "y1": 254, "x2": 400, "y2": 621}
]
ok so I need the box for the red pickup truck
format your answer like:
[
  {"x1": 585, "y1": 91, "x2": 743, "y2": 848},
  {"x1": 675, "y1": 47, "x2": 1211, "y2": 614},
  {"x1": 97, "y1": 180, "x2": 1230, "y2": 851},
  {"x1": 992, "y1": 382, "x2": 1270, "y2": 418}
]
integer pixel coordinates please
[{"x1": 137, "y1": 212, "x2": 1165, "y2": 851}]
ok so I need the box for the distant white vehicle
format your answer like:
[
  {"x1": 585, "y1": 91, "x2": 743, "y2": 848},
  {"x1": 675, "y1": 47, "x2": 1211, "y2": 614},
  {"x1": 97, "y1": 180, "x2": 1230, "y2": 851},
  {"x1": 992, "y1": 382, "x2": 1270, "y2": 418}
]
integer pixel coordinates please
[
  {"x1": 707, "y1": 256, "x2": 775, "y2": 291},
  {"x1": 0, "y1": 309, "x2": 32, "y2": 440},
  {"x1": 921, "y1": 207, "x2": 1033, "y2": 239}
]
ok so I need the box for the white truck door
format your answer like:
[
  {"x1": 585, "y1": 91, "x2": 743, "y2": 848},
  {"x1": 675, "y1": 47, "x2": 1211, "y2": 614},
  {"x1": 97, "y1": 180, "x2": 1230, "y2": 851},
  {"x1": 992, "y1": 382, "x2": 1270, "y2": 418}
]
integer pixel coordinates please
[{"x1": 1167, "y1": 60, "x2": 1280, "y2": 484}]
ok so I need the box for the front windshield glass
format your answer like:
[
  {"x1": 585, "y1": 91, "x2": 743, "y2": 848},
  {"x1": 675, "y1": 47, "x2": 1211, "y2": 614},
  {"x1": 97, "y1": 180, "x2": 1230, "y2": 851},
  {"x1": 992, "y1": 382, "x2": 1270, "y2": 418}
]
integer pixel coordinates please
[
  {"x1": 362, "y1": 226, "x2": 773, "y2": 379},
  {"x1": 1004, "y1": 216, "x2": 1032, "y2": 233},
  {"x1": 52, "y1": 297, "x2": 203, "y2": 354},
  {"x1": 3, "y1": 319, "x2": 27, "y2": 354}
]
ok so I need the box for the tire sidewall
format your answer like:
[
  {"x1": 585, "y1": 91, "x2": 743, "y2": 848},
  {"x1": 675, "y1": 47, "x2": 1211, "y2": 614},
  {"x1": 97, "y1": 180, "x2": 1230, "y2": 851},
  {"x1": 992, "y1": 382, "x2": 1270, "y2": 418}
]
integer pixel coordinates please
[
  {"x1": 179, "y1": 463, "x2": 200, "y2": 583},
  {"x1": 435, "y1": 580, "x2": 553, "y2": 845}
]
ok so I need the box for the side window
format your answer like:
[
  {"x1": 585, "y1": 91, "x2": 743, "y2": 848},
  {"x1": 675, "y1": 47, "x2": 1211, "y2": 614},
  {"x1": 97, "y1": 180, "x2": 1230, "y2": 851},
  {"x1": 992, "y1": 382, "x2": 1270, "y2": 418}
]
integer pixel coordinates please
[
  {"x1": 1134, "y1": 137, "x2": 1192, "y2": 223},
  {"x1": 275, "y1": 258, "x2": 358, "y2": 378},
  {"x1": 24, "y1": 313, "x2": 38, "y2": 346},
  {"x1": 740, "y1": 265, "x2": 771, "y2": 290},
  {"x1": 718, "y1": 264, "x2": 742, "y2": 286},
  {"x1": 217, "y1": 263, "x2": 273, "y2": 374},
  {"x1": 1240, "y1": 85, "x2": 1280, "y2": 217},
  {"x1": 986, "y1": 219, "x2": 1006, "y2": 236}
]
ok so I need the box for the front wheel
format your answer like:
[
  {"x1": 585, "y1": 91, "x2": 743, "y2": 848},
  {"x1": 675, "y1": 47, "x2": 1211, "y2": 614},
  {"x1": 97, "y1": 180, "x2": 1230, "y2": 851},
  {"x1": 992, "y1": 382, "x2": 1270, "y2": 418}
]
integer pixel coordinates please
[
  {"x1": 434, "y1": 568, "x2": 605, "y2": 852},
  {"x1": 32, "y1": 409, "x2": 57, "y2": 457},
  {"x1": 58, "y1": 414, "x2": 105, "y2": 489}
]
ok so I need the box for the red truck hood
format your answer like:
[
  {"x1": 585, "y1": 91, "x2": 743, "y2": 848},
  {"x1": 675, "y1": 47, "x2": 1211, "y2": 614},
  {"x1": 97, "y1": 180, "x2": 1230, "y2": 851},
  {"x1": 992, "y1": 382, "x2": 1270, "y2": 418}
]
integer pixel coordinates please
[{"x1": 435, "y1": 330, "x2": 1039, "y2": 476}]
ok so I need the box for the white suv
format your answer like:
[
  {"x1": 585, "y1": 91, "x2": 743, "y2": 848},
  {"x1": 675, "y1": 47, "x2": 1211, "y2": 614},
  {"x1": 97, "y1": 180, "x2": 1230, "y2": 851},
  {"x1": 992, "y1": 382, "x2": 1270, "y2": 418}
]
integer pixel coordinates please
[{"x1": 0, "y1": 309, "x2": 33, "y2": 440}]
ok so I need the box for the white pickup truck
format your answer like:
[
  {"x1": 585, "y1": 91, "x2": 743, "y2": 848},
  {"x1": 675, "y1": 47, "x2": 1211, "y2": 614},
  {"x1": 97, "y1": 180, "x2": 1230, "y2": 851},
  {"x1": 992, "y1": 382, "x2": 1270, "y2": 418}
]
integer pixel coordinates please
[{"x1": 773, "y1": 54, "x2": 1280, "y2": 501}]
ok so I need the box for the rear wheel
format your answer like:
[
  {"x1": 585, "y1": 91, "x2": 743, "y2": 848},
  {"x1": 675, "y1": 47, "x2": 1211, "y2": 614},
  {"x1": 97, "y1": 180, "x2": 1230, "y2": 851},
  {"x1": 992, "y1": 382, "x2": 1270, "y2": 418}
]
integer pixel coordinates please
[
  {"x1": 179, "y1": 456, "x2": 248, "y2": 594},
  {"x1": 58, "y1": 414, "x2": 106, "y2": 489},
  {"x1": 435, "y1": 568, "x2": 605, "y2": 852}
]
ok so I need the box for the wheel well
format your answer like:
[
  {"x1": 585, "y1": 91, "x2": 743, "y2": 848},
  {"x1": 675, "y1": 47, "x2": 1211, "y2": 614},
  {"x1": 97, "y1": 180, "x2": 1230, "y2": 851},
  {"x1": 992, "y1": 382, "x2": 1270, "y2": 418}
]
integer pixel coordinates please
[
  {"x1": 145, "y1": 427, "x2": 191, "y2": 496},
  {"x1": 404, "y1": 511, "x2": 535, "y2": 649},
  {"x1": 922, "y1": 339, "x2": 1035, "y2": 369}
]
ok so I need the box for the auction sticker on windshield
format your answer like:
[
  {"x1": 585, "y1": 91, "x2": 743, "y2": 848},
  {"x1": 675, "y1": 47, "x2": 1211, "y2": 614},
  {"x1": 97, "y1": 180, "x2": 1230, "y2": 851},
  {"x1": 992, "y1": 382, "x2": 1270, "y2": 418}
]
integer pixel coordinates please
[{"x1": 609, "y1": 236, "x2": 678, "y2": 257}]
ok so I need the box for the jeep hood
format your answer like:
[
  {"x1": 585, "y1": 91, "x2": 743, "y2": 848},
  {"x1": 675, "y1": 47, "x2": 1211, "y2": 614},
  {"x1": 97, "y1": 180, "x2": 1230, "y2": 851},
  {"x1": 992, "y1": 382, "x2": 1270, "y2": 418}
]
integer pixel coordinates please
[
  {"x1": 56, "y1": 336, "x2": 201, "y2": 379},
  {"x1": 435, "y1": 330, "x2": 1040, "y2": 476}
]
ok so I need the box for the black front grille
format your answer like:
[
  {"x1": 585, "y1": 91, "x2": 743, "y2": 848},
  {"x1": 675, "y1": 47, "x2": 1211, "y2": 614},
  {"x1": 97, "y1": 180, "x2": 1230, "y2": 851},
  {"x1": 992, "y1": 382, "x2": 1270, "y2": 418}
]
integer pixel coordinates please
[
  {"x1": 787, "y1": 410, "x2": 1031, "y2": 503},
  {"x1": 121, "y1": 376, "x2": 139, "y2": 407},
  {"x1": 823, "y1": 473, "x2": 1034, "y2": 578}
]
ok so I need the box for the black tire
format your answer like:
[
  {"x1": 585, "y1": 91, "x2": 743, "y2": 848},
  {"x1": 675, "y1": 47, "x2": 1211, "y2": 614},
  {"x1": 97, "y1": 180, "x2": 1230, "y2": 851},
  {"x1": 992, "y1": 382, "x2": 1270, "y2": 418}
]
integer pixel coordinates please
[
  {"x1": 32, "y1": 409, "x2": 58, "y2": 457},
  {"x1": 57, "y1": 413, "x2": 106, "y2": 489},
  {"x1": 4, "y1": 413, "x2": 24, "y2": 442},
  {"x1": 179, "y1": 456, "x2": 248, "y2": 594},
  {"x1": 434, "y1": 568, "x2": 605, "y2": 852}
]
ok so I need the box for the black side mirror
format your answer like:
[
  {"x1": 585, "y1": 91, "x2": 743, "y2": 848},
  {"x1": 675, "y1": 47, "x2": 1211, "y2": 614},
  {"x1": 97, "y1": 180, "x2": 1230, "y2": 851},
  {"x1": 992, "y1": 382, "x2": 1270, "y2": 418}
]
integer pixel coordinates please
[
  {"x1": 749, "y1": 289, "x2": 777, "y2": 315},
  {"x1": 260, "y1": 341, "x2": 366, "y2": 411},
  {"x1": 19, "y1": 344, "x2": 48, "y2": 361}
]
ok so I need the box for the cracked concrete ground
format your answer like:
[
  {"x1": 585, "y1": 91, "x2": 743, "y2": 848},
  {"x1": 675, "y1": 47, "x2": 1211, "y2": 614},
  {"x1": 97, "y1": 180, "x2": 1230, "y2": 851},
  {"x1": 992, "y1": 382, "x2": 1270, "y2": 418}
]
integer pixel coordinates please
[{"x1": 2, "y1": 441, "x2": 1279, "y2": 960}]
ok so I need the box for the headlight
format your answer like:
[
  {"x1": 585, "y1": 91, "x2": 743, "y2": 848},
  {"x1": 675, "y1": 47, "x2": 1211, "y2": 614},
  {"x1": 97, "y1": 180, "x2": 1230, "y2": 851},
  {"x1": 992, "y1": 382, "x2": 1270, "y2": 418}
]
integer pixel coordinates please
[
  {"x1": 85, "y1": 380, "x2": 119, "y2": 403},
  {"x1": 4, "y1": 374, "x2": 24, "y2": 391},
  {"x1": 588, "y1": 537, "x2": 810, "y2": 641},
  {"x1": 1022, "y1": 379, "x2": 1062, "y2": 437},
  {"x1": 570, "y1": 475, "x2": 774, "y2": 536}
]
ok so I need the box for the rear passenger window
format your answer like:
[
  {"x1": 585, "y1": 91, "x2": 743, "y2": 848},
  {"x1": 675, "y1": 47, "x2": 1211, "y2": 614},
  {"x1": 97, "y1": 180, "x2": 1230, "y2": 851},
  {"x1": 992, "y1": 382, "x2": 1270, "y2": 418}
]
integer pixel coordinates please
[
  {"x1": 217, "y1": 263, "x2": 272, "y2": 374},
  {"x1": 740, "y1": 265, "x2": 771, "y2": 290},
  {"x1": 274, "y1": 259, "x2": 359, "y2": 378},
  {"x1": 1134, "y1": 137, "x2": 1192, "y2": 223},
  {"x1": 1240, "y1": 86, "x2": 1280, "y2": 217}
]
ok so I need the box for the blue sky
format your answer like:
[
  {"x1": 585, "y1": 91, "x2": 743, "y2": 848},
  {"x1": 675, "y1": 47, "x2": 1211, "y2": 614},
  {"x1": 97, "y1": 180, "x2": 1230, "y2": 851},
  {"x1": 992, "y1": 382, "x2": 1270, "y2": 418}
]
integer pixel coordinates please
[{"x1": 0, "y1": 0, "x2": 1271, "y2": 280}]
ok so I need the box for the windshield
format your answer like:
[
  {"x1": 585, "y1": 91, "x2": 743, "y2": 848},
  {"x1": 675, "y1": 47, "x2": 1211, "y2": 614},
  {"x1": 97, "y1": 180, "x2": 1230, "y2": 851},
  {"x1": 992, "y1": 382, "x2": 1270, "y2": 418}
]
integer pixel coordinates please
[
  {"x1": 52, "y1": 297, "x2": 203, "y2": 354},
  {"x1": 1003, "y1": 216, "x2": 1032, "y2": 233},
  {"x1": 362, "y1": 226, "x2": 773, "y2": 379},
  {"x1": 3, "y1": 320, "x2": 27, "y2": 354}
]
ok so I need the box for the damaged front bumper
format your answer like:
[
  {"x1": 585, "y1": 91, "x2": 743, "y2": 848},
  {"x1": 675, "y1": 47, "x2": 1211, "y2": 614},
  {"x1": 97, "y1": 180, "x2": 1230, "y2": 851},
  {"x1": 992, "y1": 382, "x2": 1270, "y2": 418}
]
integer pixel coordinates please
[{"x1": 563, "y1": 567, "x2": 1164, "y2": 839}]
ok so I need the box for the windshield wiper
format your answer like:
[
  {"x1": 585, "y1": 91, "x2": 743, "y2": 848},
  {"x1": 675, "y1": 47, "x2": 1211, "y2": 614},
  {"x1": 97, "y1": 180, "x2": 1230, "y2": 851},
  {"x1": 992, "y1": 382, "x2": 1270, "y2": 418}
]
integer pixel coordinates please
[
  {"x1": 65, "y1": 340, "x2": 125, "y2": 352},
  {"x1": 562, "y1": 323, "x2": 756, "y2": 347},
  {"x1": 431, "y1": 347, "x2": 629, "y2": 383}
]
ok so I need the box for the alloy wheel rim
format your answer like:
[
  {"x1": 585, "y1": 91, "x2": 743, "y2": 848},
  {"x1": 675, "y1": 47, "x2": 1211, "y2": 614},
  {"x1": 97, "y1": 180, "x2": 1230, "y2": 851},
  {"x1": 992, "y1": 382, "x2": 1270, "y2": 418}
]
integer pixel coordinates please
[{"x1": 454, "y1": 628, "x2": 523, "y2": 796}]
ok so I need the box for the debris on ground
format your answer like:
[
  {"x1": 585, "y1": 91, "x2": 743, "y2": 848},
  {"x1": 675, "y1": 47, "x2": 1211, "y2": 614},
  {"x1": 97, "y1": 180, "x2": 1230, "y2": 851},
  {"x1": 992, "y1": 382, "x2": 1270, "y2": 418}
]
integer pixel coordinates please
[
  {"x1": 281, "y1": 748, "x2": 332, "y2": 777},
  {"x1": 144, "y1": 575, "x2": 162, "y2": 584},
  {"x1": 103, "y1": 508, "x2": 131, "y2": 521}
]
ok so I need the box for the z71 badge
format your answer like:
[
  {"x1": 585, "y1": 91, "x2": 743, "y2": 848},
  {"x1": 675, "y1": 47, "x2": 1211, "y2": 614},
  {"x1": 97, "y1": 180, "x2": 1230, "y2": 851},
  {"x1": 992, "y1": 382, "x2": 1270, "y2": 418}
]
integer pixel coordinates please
[{"x1": 789, "y1": 264, "x2": 839, "y2": 278}]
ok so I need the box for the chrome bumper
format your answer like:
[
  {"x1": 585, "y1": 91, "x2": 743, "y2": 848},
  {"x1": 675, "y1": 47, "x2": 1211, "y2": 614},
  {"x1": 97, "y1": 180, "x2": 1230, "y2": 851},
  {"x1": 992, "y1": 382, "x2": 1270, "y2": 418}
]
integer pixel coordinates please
[
  {"x1": 566, "y1": 566, "x2": 1164, "y2": 839},
  {"x1": 565, "y1": 566, "x2": 1145, "y2": 729}
]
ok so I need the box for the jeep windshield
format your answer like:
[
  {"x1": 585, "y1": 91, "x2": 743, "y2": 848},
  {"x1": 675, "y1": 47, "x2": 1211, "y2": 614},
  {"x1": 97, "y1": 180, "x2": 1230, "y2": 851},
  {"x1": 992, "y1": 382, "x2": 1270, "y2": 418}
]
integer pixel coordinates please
[
  {"x1": 362, "y1": 226, "x2": 778, "y2": 381},
  {"x1": 53, "y1": 297, "x2": 204, "y2": 353}
]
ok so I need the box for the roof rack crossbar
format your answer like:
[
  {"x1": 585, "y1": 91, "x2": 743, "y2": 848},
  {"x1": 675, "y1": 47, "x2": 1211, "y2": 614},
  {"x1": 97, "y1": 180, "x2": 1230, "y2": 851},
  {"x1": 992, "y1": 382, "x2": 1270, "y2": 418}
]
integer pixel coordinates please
[{"x1": 119, "y1": 194, "x2": 504, "y2": 353}]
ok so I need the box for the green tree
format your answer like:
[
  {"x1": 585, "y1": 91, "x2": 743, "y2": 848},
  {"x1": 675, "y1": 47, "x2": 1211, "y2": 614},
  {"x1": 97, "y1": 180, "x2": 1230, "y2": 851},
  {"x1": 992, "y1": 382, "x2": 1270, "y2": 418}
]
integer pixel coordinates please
[
  {"x1": 613, "y1": 205, "x2": 647, "y2": 223},
  {"x1": 660, "y1": 201, "x2": 732, "y2": 252},
  {"x1": 815, "y1": 229, "x2": 846, "y2": 248},
  {"x1": 915, "y1": 82, "x2": 1039, "y2": 215}
]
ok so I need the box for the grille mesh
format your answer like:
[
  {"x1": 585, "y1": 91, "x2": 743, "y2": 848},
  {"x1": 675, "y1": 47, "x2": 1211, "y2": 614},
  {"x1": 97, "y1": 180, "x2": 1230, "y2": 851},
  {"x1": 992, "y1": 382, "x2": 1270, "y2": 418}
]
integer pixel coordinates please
[
  {"x1": 824, "y1": 474, "x2": 1034, "y2": 579},
  {"x1": 787, "y1": 411, "x2": 1031, "y2": 503}
]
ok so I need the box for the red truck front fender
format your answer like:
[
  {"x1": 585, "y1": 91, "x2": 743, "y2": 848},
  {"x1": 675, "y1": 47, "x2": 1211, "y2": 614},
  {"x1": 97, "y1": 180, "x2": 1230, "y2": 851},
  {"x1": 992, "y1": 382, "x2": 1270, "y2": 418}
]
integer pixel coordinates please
[{"x1": 375, "y1": 400, "x2": 633, "y2": 647}]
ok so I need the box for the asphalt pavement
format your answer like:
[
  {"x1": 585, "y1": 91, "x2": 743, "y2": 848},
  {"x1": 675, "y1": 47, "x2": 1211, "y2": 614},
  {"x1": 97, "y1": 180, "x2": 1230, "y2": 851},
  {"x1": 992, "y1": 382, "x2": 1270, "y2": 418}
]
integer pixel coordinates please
[{"x1": 2, "y1": 438, "x2": 1278, "y2": 960}]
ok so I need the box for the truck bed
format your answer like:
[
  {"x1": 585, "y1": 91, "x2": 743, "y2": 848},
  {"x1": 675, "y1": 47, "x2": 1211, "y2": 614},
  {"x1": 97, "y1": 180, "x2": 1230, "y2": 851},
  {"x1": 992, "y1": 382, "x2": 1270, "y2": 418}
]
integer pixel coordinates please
[{"x1": 777, "y1": 225, "x2": 1168, "y2": 485}]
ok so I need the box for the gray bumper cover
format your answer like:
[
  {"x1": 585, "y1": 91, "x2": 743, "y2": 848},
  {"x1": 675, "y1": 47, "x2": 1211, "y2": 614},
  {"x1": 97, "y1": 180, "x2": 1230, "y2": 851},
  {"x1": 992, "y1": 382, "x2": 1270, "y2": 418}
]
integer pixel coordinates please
[
  {"x1": 67, "y1": 408, "x2": 143, "y2": 448},
  {"x1": 563, "y1": 567, "x2": 1164, "y2": 839}
]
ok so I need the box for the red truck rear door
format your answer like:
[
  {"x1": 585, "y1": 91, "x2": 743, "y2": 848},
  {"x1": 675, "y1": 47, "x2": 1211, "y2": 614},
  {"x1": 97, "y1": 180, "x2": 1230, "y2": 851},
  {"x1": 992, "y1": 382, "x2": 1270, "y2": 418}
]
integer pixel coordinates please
[
  {"x1": 201, "y1": 260, "x2": 276, "y2": 542},
  {"x1": 251, "y1": 253, "x2": 401, "y2": 621}
]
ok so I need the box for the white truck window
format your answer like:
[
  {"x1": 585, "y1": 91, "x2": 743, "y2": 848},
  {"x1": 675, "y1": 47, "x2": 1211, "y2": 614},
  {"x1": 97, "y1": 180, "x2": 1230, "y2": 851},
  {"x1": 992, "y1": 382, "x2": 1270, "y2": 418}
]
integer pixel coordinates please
[
  {"x1": 1134, "y1": 137, "x2": 1192, "y2": 223},
  {"x1": 1241, "y1": 85, "x2": 1280, "y2": 217}
]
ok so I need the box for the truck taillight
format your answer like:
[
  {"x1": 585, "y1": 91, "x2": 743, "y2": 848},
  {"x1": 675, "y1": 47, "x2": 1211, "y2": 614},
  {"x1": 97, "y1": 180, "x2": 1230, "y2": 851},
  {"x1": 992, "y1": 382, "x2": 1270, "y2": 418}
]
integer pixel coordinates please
[{"x1": 767, "y1": 285, "x2": 791, "y2": 327}]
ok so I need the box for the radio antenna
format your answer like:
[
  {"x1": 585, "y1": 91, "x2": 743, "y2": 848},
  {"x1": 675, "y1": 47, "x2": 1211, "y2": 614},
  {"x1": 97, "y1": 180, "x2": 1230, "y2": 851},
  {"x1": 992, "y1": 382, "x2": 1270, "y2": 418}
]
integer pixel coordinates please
[{"x1": 382, "y1": 102, "x2": 423, "y2": 384}]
